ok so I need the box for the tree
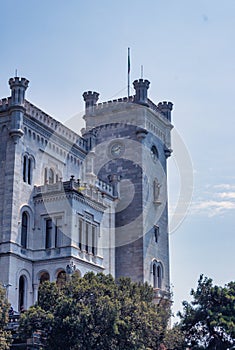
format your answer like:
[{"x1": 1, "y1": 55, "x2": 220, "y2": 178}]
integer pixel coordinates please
[
  {"x1": 19, "y1": 272, "x2": 172, "y2": 350},
  {"x1": 178, "y1": 275, "x2": 235, "y2": 349},
  {"x1": 0, "y1": 285, "x2": 12, "y2": 350}
]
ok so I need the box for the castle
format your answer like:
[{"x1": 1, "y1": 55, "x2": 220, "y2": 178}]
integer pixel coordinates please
[{"x1": 0, "y1": 76, "x2": 173, "y2": 311}]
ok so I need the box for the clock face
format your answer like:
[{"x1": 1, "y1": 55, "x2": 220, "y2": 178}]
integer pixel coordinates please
[{"x1": 110, "y1": 142, "x2": 124, "y2": 158}]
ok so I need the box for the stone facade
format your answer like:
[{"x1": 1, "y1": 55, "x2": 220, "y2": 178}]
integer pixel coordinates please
[{"x1": 0, "y1": 76, "x2": 173, "y2": 311}]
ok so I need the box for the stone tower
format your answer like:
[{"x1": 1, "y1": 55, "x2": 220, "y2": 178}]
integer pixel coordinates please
[{"x1": 82, "y1": 78, "x2": 173, "y2": 294}]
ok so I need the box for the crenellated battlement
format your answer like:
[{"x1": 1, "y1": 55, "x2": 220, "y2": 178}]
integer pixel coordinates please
[
  {"x1": 9, "y1": 77, "x2": 29, "y2": 89},
  {"x1": 24, "y1": 100, "x2": 87, "y2": 151},
  {"x1": 156, "y1": 101, "x2": 173, "y2": 121},
  {"x1": 0, "y1": 97, "x2": 10, "y2": 111},
  {"x1": 83, "y1": 92, "x2": 172, "y2": 122}
]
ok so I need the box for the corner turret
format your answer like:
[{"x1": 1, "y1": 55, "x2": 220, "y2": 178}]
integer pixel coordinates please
[
  {"x1": 8, "y1": 76, "x2": 29, "y2": 143},
  {"x1": 157, "y1": 101, "x2": 173, "y2": 122},
  {"x1": 9, "y1": 77, "x2": 29, "y2": 106},
  {"x1": 83, "y1": 91, "x2": 99, "y2": 116},
  {"x1": 133, "y1": 79, "x2": 150, "y2": 106}
]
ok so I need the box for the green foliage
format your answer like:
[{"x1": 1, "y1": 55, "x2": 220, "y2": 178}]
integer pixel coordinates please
[
  {"x1": 163, "y1": 324, "x2": 185, "y2": 350},
  {"x1": 19, "y1": 272, "x2": 172, "y2": 350},
  {"x1": 178, "y1": 275, "x2": 235, "y2": 349},
  {"x1": 0, "y1": 285, "x2": 12, "y2": 350}
]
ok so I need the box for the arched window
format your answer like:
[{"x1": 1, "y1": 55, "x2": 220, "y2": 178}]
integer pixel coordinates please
[
  {"x1": 23, "y1": 154, "x2": 34, "y2": 184},
  {"x1": 56, "y1": 270, "x2": 66, "y2": 289},
  {"x1": 23, "y1": 155, "x2": 27, "y2": 182},
  {"x1": 21, "y1": 212, "x2": 28, "y2": 248},
  {"x1": 28, "y1": 158, "x2": 32, "y2": 184},
  {"x1": 48, "y1": 168, "x2": 54, "y2": 184},
  {"x1": 150, "y1": 145, "x2": 158, "y2": 162},
  {"x1": 153, "y1": 262, "x2": 162, "y2": 289},
  {"x1": 39, "y1": 272, "x2": 50, "y2": 284},
  {"x1": 19, "y1": 275, "x2": 26, "y2": 312}
]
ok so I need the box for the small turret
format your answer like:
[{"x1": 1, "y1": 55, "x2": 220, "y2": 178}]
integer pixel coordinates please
[
  {"x1": 157, "y1": 101, "x2": 173, "y2": 122},
  {"x1": 133, "y1": 79, "x2": 150, "y2": 106},
  {"x1": 9, "y1": 77, "x2": 29, "y2": 106},
  {"x1": 8, "y1": 76, "x2": 29, "y2": 143},
  {"x1": 83, "y1": 91, "x2": 99, "y2": 116}
]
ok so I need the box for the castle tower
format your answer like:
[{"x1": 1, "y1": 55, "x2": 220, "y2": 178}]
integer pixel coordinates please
[
  {"x1": 8, "y1": 77, "x2": 29, "y2": 143},
  {"x1": 0, "y1": 77, "x2": 32, "y2": 309},
  {"x1": 83, "y1": 78, "x2": 173, "y2": 295}
]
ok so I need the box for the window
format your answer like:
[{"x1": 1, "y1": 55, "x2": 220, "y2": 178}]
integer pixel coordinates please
[
  {"x1": 56, "y1": 270, "x2": 66, "y2": 289},
  {"x1": 45, "y1": 218, "x2": 52, "y2": 249},
  {"x1": 44, "y1": 168, "x2": 48, "y2": 184},
  {"x1": 23, "y1": 156, "x2": 27, "y2": 182},
  {"x1": 48, "y1": 168, "x2": 54, "y2": 184},
  {"x1": 91, "y1": 225, "x2": 96, "y2": 255},
  {"x1": 154, "y1": 226, "x2": 159, "y2": 243},
  {"x1": 78, "y1": 219, "x2": 83, "y2": 250},
  {"x1": 21, "y1": 212, "x2": 28, "y2": 248},
  {"x1": 39, "y1": 272, "x2": 50, "y2": 284},
  {"x1": 45, "y1": 216, "x2": 62, "y2": 249},
  {"x1": 23, "y1": 154, "x2": 33, "y2": 184},
  {"x1": 150, "y1": 145, "x2": 158, "y2": 162},
  {"x1": 19, "y1": 275, "x2": 26, "y2": 312},
  {"x1": 153, "y1": 262, "x2": 162, "y2": 289},
  {"x1": 55, "y1": 217, "x2": 62, "y2": 248},
  {"x1": 85, "y1": 222, "x2": 89, "y2": 252},
  {"x1": 78, "y1": 215, "x2": 98, "y2": 255}
]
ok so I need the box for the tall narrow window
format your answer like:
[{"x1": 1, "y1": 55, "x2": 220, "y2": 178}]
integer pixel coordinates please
[
  {"x1": 19, "y1": 276, "x2": 25, "y2": 311},
  {"x1": 157, "y1": 266, "x2": 162, "y2": 289},
  {"x1": 85, "y1": 222, "x2": 89, "y2": 252},
  {"x1": 78, "y1": 219, "x2": 83, "y2": 250},
  {"x1": 28, "y1": 158, "x2": 32, "y2": 185},
  {"x1": 23, "y1": 156, "x2": 27, "y2": 182},
  {"x1": 21, "y1": 212, "x2": 28, "y2": 248},
  {"x1": 153, "y1": 264, "x2": 157, "y2": 288},
  {"x1": 154, "y1": 226, "x2": 159, "y2": 243},
  {"x1": 23, "y1": 155, "x2": 33, "y2": 184},
  {"x1": 55, "y1": 217, "x2": 62, "y2": 248},
  {"x1": 48, "y1": 169, "x2": 54, "y2": 184},
  {"x1": 45, "y1": 218, "x2": 53, "y2": 249},
  {"x1": 153, "y1": 263, "x2": 162, "y2": 289},
  {"x1": 44, "y1": 168, "x2": 48, "y2": 184},
  {"x1": 91, "y1": 225, "x2": 96, "y2": 255}
]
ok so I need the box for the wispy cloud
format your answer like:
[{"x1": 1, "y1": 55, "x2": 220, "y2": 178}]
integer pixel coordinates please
[
  {"x1": 217, "y1": 192, "x2": 235, "y2": 199},
  {"x1": 190, "y1": 183, "x2": 235, "y2": 217}
]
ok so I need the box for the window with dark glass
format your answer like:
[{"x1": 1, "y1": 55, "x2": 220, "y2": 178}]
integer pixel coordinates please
[
  {"x1": 55, "y1": 217, "x2": 62, "y2": 248},
  {"x1": 23, "y1": 155, "x2": 33, "y2": 184},
  {"x1": 21, "y1": 212, "x2": 28, "y2": 248},
  {"x1": 45, "y1": 218, "x2": 53, "y2": 249},
  {"x1": 153, "y1": 263, "x2": 162, "y2": 289},
  {"x1": 91, "y1": 225, "x2": 96, "y2": 255},
  {"x1": 78, "y1": 219, "x2": 83, "y2": 250},
  {"x1": 154, "y1": 226, "x2": 159, "y2": 243},
  {"x1": 85, "y1": 222, "x2": 89, "y2": 252},
  {"x1": 23, "y1": 156, "x2": 27, "y2": 182}
]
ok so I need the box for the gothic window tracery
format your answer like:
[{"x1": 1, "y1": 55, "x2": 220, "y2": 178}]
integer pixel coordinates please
[
  {"x1": 153, "y1": 261, "x2": 163, "y2": 289},
  {"x1": 23, "y1": 154, "x2": 34, "y2": 185}
]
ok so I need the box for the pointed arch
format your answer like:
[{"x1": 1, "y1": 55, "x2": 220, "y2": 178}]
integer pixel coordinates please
[{"x1": 151, "y1": 260, "x2": 164, "y2": 289}]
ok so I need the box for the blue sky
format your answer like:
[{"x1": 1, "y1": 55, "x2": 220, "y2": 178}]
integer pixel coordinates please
[{"x1": 1, "y1": 0, "x2": 235, "y2": 318}]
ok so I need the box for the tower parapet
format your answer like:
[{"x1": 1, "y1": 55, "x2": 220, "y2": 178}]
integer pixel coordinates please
[
  {"x1": 8, "y1": 77, "x2": 29, "y2": 143},
  {"x1": 157, "y1": 101, "x2": 173, "y2": 122},
  {"x1": 133, "y1": 79, "x2": 150, "y2": 106},
  {"x1": 83, "y1": 91, "x2": 99, "y2": 116},
  {"x1": 9, "y1": 77, "x2": 29, "y2": 106}
]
